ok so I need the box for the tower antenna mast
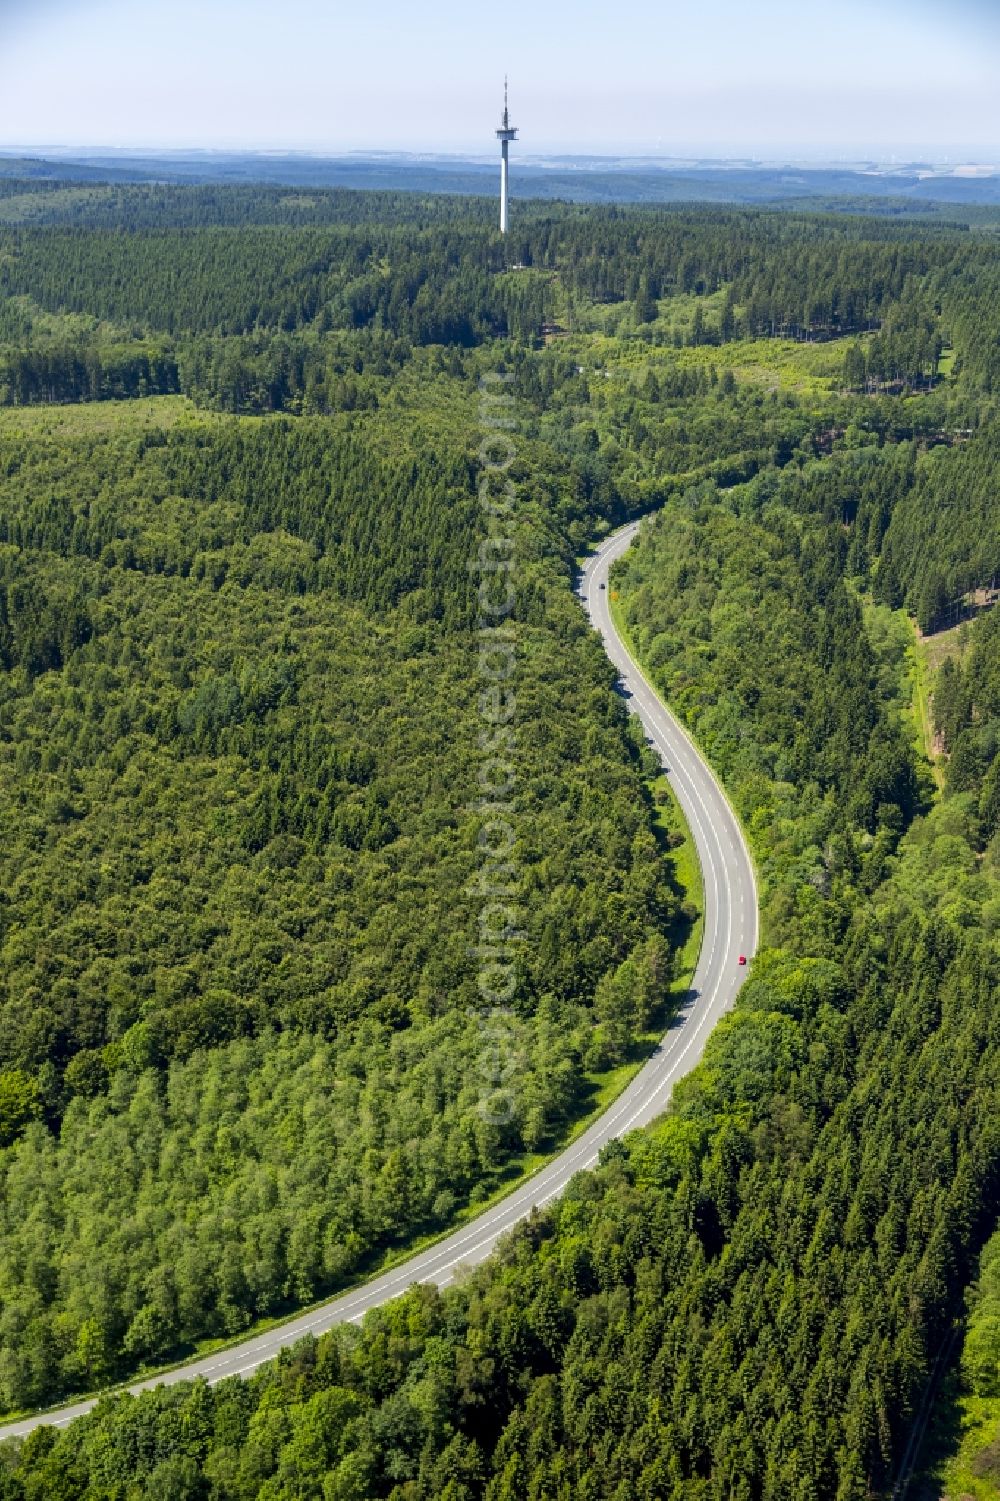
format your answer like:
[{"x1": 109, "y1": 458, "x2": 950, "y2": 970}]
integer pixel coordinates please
[{"x1": 495, "y1": 76, "x2": 518, "y2": 235}]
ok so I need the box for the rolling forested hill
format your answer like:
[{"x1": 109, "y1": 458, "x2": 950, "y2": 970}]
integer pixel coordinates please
[
  {"x1": 0, "y1": 182, "x2": 996, "y2": 1497},
  {"x1": 0, "y1": 384, "x2": 689, "y2": 1407}
]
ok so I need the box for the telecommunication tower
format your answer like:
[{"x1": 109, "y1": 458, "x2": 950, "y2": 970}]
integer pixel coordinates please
[{"x1": 496, "y1": 78, "x2": 518, "y2": 234}]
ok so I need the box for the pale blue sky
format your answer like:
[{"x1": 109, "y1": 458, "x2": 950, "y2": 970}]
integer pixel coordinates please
[{"x1": 0, "y1": 0, "x2": 998, "y2": 158}]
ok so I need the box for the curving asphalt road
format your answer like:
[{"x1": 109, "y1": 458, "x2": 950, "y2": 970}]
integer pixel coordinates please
[{"x1": 0, "y1": 516, "x2": 758, "y2": 1441}]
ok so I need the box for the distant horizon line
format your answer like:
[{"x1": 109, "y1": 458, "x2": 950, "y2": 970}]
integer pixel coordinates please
[{"x1": 2, "y1": 145, "x2": 1000, "y2": 172}]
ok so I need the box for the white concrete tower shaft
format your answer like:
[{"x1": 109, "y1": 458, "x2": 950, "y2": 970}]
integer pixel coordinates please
[
  {"x1": 500, "y1": 138, "x2": 510, "y2": 234},
  {"x1": 495, "y1": 78, "x2": 518, "y2": 235}
]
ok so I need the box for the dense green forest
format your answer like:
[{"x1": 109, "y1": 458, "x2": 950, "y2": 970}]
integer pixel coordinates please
[
  {"x1": 4, "y1": 190, "x2": 1000, "y2": 413},
  {"x1": 918, "y1": 1223, "x2": 1000, "y2": 1499},
  {"x1": 0, "y1": 181, "x2": 996, "y2": 1495},
  {"x1": 0, "y1": 383, "x2": 688, "y2": 1406},
  {"x1": 955, "y1": 1237, "x2": 1000, "y2": 1497}
]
